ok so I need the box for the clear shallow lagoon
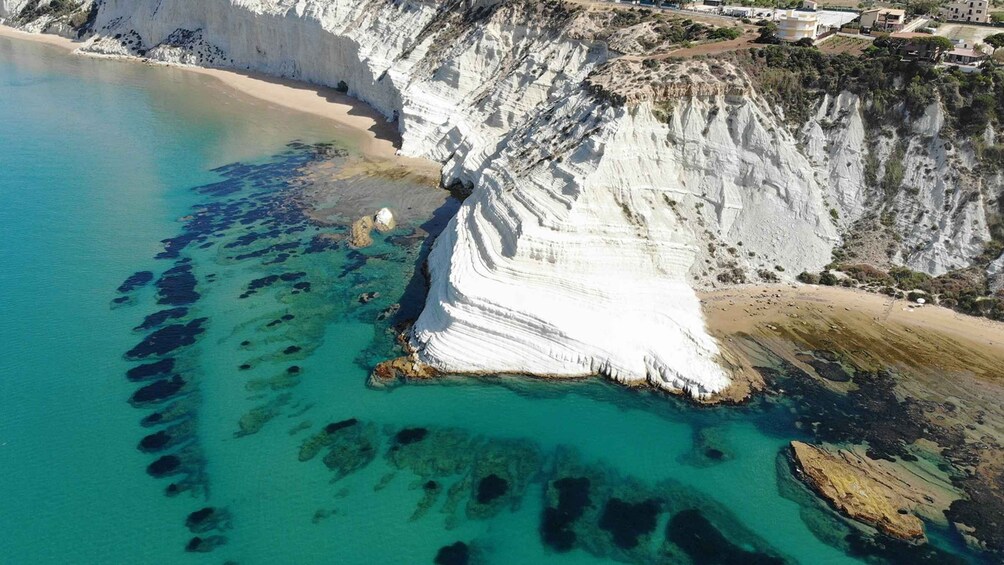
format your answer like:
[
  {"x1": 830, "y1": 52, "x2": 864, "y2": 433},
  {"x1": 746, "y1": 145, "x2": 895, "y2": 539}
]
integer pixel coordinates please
[{"x1": 0, "y1": 37, "x2": 982, "y2": 565}]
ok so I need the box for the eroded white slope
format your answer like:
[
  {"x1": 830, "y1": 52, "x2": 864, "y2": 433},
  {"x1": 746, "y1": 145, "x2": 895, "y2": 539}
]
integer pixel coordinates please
[
  {"x1": 0, "y1": 0, "x2": 30, "y2": 19},
  {"x1": 414, "y1": 94, "x2": 731, "y2": 396}
]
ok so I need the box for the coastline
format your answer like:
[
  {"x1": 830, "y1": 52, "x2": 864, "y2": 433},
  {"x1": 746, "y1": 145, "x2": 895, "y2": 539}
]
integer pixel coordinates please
[
  {"x1": 5, "y1": 25, "x2": 1003, "y2": 391},
  {"x1": 0, "y1": 24, "x2": 441, "y2": 179}
]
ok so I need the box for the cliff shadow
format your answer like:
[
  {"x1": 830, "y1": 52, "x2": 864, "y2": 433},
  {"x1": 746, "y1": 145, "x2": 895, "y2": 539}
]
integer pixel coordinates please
[{"x1": 393, "y1": 196, "x2": 461, "y2": 326}]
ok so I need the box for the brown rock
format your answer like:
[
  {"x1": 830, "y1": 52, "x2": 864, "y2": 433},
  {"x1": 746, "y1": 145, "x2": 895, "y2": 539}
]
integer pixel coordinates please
[
  {"x1": 349, "y1": 215, "x2": 374, "y2": 248},
  {"x1": 790, "y1": 441, "x2": 926, "y2": 541},
  {"x1": 372, "y1": 356, "x2": 439, "y2": 382}
]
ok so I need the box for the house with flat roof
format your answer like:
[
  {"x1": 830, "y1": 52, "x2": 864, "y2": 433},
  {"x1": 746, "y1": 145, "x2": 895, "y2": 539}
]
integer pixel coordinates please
[
  {"x1": 939, "y1": 0, "x2": 991, "y2": 23},
  {"x1": 860, "y1": 8, "x2": 906, "y2": 32},
  {"x1": 778, "y1": 9, "x2": 819, "y2": 41}
]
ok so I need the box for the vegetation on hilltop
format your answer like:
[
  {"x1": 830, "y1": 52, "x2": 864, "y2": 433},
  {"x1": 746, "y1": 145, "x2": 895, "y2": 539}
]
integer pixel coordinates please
[
  {"x1": 588, "y1": 7, "x2": 749, "y2": 55},
  {"x1": 15, "y1": 0, "x2": 97, "y2": 36},
  {"x1": 17, "y1": 0, "x2": 79, "y2": 19},
  {"x1": 735, "y1": 42, "x2": 1004, "y2": 135}
]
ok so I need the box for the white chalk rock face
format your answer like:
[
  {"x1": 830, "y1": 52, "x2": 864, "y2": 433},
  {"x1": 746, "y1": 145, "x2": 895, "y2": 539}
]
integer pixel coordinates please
[
  {"x1": 412, "y1": 94, "x2": 732, "y2": 398},
  {"x1": 0, "y1": 0, "x2": 31, "y2": 19},
  {"x1": 374, "y1": 207, "x2": 396, "y2": 232}
]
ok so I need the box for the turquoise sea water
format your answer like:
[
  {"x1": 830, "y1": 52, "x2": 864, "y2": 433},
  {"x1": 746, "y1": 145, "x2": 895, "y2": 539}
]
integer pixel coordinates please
[{"x1": 0, "y1": 37, "x2": 987, "y2": 565}]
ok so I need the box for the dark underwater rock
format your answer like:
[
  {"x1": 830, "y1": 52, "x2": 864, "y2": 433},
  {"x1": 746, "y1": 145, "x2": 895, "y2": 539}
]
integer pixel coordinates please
[
  {"x1": 667, "y1": 509, "x2": 784, "y2": 565},
  {"x1": 395, "y1": 427, "x2": 428, "y2": 446},
  {"x1": 434, "y1": 542, "x2": 469, "y2": 565},
  {"x1": 476, "y1": 474, "x2": 509, "y2": 505},
  {"x1": 339, "y1": 250, "x2": 367, "y2": 277},
  {"x1": 135, "y1": 307, "x2": 188, "y2": 331},
  {"x1": 761, "y1": 361, "x2": 927, "y2": 462},
  {"x1": 541, "y1": 477, "x2": 591, "y2": 552},
  {"x1": 844, "y1": 528, "x2": 968, "y2": 565},
  {"x1": 804, "y1": 357, "x2": 851, "y2": 383},
  {"x1": 126, "y1": 358, "x2": 175, "y2": 381},
  {"x1": 117, "y1": 270, "x2": 154, "y2": 293},
  {"x1": 130, "y1": 375, "x2": 186, "y2": 405},
  {"x1": 598, "y1": 497, "x2": 661, "y2": 550},
  {"x1": 139, "y1": 430, "x2": 172, "y2": 452},
  {"x1": 184, "y1": 535, "x2": 227, "y2": 553},
  {"x1": 186, "y1": 506, "x2": 231, "y2": 534},
  {"x1": 945, "y1": 473, "x2": 1004, "y2": 554},
  {"x1": 326, "y1": 418, "x2": 358, "y2": 434},
  {"x1": 125, "y1": 319, "x2": 207, "y2": 359},
  {"x1": 156, "y1": 263, "x2": 199, "y2": 306},
  {"x1": 147, "y1": 454, "x2": 182, "y2": 477}
]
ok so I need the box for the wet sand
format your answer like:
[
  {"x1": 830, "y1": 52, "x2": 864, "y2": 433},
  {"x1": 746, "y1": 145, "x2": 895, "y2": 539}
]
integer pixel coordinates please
[{"x1": 0, "y1": 24, "x2": 440, "y2": 178}]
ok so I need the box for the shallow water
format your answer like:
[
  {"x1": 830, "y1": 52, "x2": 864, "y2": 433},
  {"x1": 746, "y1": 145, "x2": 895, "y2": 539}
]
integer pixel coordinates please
[{"x1": 0, "y1": 37, "x2": 990, "y2": 565}]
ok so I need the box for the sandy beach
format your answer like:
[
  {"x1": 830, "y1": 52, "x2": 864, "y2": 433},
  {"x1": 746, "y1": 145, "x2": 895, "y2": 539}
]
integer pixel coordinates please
[
  {"x1": 0, "y1": 24, "x2": 440, "y2": 178},
  {"x1": 703, "y1": 283, "x2": 1004, "y2": 386}
]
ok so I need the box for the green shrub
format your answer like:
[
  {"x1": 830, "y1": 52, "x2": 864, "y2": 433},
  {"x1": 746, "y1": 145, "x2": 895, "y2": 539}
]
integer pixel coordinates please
[
  {"x1": 709, "y1": 27, "x2": 743, "y2": 41},
  {"x1": 888, "y1": 266, "x2": 932, "y2": 290},
  {"x1": 757, "y1": 268, "x2": 780, "y2": 282},
  {"x1": 842, "y1": 264, "x2": 892, "y2": 284},
  {"x1": 797, "y1": 271, "x2": 820, "y2": 284}
]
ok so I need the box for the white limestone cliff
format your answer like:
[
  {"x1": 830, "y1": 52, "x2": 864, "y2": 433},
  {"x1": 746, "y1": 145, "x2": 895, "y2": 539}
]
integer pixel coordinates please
[{"x1": 4, "y1": 0, "x2": 1001, "y2": 397}]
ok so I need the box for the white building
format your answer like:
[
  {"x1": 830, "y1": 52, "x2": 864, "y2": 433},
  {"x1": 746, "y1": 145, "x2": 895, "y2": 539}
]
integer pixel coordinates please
[
  {"x1": 939, "y1": 0, "x2": 991, "y2": 23},
  {"x1": 778, "y1": 10, "x2": 819, "y2": 42}
]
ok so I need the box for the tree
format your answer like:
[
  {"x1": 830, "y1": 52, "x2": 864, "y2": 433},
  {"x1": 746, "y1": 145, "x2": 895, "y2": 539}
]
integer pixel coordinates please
[
  {"x1": 709, "y1": 26, "x2": 743, "y2": 41},
  {"x1": 908, "y1": 0, "x2": 942, "y2": 15},
  {"x1": 922, "y1": 35, "x2": 955, "y2": 60},
  {"x1": 756, "y1": 22, "x2": 779, "y2": 44},
  {"x1": 986, "y1": 33, "x2": 1004, "y2": 56}
]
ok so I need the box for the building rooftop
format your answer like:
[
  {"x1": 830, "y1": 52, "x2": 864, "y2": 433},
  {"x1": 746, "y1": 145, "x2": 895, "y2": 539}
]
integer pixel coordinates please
[
  {"x1": 781, "y1": 9, "x2": 818, "y2": 22},
  {"x1": 863, "y1": 8, "x2": 907, "y2": 16},
  {"x1": 947, "y1": 48, "x2": 987, "y2": 58}
]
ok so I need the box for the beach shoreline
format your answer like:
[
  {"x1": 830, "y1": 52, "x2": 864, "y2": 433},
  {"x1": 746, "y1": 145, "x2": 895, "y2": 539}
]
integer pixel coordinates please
[
  {"x1": 0, "y1": 24, "x2": 441, "y2": 178},
  {"x1": 702, "y1": 283, "x2": 1004, "y2": 390},
  {"x1": 701, "y1": 283, "x2": 1004, "y2": 353}
]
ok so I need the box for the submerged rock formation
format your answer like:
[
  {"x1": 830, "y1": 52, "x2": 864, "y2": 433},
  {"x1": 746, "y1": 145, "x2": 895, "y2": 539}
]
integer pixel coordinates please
[{"x1": 4, "y1": 0, "x2": 1002, "y2": 398}]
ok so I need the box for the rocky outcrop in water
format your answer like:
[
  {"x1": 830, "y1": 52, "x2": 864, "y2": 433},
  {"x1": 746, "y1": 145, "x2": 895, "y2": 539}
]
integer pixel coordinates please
[{"x1": 790, "y1": 441, "x2": 925, "y2": 541}]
